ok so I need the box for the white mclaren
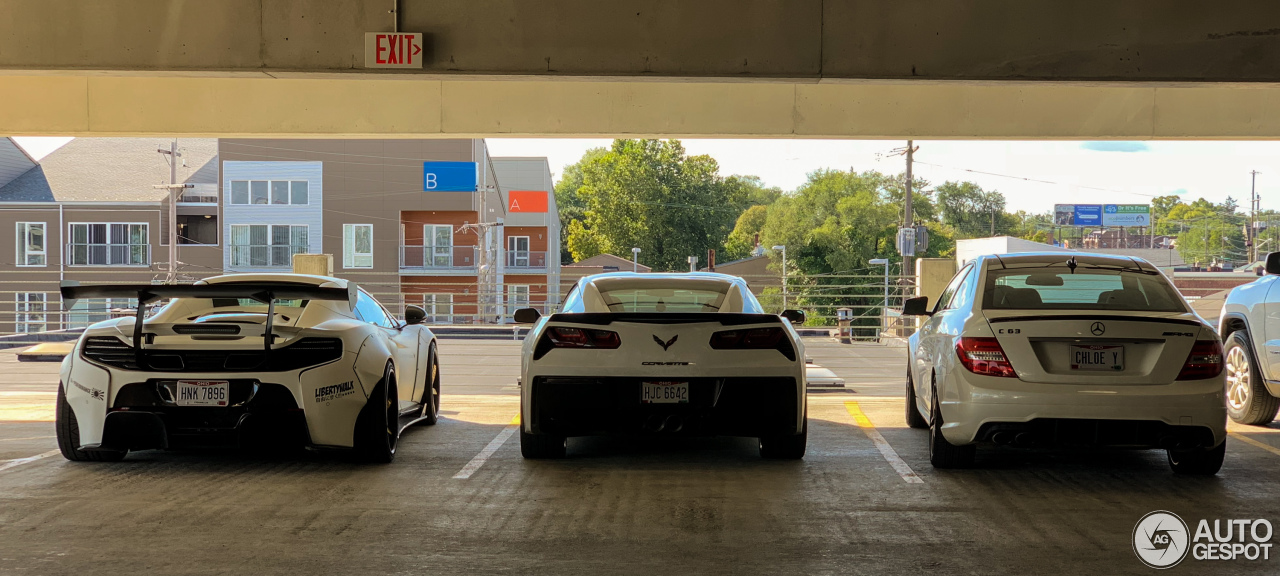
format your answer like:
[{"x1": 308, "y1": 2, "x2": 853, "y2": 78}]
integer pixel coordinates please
[
  {"x1": 902, "y1": 253, "x2": 1227, "y2": 474},
  {"x1": 515, "y1": 272, "x2": 808, "y2": 459},
  {"x1": 55, "y1": 274, "x2": 441, "y2": 463}
]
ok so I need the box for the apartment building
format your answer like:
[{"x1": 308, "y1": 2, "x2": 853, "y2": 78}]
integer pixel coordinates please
[
  {"x1": 0, "y1": 138, "x2": 221, "y2": 335},
  {"x1": 218, "y1": 139, "x2": 560, "y2": 323},
  {"x1": 493, "y1": 157, "x2": 561, "y2": 315}
]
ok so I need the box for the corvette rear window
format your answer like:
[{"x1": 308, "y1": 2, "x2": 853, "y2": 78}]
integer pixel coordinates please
[
  {"x1": 599, "y1": 287, "x2": 727, "y2": 313},
  {"x1": 982, "y1": 267, "x2": 1186, "y2": 312}
]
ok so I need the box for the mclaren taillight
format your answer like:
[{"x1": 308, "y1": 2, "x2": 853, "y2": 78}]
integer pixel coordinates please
[
  {"x1": 708, "y1": 327, "x2": 796, "y2": 361},
  {"x1": 1177, "y1": 340, "x2": 1224, "y2": 380},
  {"x1": 955, "y1": 337, "x2": 1018, "y2": 378},
  {"x1": 546, "y1": 327, "x2": 621, "y2": 349}
]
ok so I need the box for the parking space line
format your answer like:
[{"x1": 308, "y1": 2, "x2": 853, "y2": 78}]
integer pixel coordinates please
[
  {"x1": 1230, "y1": 432, "x2": 1280, "y2": 458},
  {"x1": 0, "y1": 436, "x2": 54, "y2": 443},
  {"x1": 844, "y1": 402, "x2": 924, "y2": 484},
  {"x1": 452, "y1": 414, "x2": 520, "y2": 479},
  {"x1": 0, "y1": 450, "x2": 60, "y2": 474}
]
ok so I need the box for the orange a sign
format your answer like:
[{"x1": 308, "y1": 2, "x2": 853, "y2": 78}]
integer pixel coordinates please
[{"x1": 509, "y1": 190, "x2": 548, "y2": 213}]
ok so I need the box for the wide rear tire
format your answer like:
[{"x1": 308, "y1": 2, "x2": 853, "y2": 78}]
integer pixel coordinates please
[
  {"x1": 55, "y1": 384, "x2": 125, "y2": 462},
  {"x1": 419, "y1": 343, "x2": 441, "y2": 425},
  {"x1": 905, "y1": 367, "x2": 929, "y2": 429},
  {"x1": 1223, "y1": 331, "x2": 1280, "y2": 426},
  {"x1": 928, "y1": 387, "x2": 975, "y2": 469},
  {"x1": 520, "y1": 429, "x2": 567, "y2": 459},
  {"x1": 759, "y1": 419, "x2": 808, "y2": 459},
  {"x1": 1168, "y1": 440, "x2": 1226, "y2": 476},
  {"x1": 353, "y1": 363, "x2": 398, "y2": 463}
]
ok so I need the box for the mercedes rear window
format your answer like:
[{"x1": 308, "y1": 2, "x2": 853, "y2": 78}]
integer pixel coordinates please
[{"x1": 982, "y1": 266, "x2": 1186, "y2": 312}]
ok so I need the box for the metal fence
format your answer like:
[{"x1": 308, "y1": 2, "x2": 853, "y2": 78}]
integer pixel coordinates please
[{"x1": 0, "y1": 269, "x2": 920, "y2": 344}]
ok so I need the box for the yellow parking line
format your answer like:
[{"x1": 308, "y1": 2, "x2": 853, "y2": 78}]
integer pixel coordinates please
[
  {"x1": 1230, "y1": 432, "x2": 1280, "y2": 458},
  {"x1": 844, "y1": 401, "x2": 923, "y2": 484}
]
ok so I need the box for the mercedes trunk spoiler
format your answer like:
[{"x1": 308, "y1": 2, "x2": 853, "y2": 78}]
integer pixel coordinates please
[{"x1": 60, "y1": 281, "x2": 357, "y2": 369}]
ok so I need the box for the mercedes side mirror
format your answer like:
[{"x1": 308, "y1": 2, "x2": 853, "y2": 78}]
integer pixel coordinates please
[
  {"x1": 1266, "y1": 252, "x2": 1280, "y2": 275},
  {"x1": 514, "y1": 308, "x2": 542, "y2": 324},
  {"x1": 902, "y1": 296, "x2": 932, "y2": 316},
  {"x1": 404, "y1": 305, "x2": 426, "y2": 325},
  {"x1": 781, "y1": 309, "x2": 806, "y2": 324}
]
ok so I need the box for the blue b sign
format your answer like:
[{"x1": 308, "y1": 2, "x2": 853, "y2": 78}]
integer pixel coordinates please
[{"x1": 423, "y1": 162, "x2": 478, "y2": 191}]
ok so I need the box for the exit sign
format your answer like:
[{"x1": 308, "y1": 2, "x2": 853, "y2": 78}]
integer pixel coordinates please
[{"x1": 364, "y1": 33, "x2": 424, "y2": 69}]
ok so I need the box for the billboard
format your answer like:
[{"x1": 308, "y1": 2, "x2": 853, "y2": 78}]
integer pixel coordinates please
[
  {"x1": 1102, "y1": 204, "x2": 1150, "y2": 226},
  {"x1": 423, "y1": 162, "x2": 478, "y2": 191},
  {"x1": 1054, "y1": 204, "x2": 1148, "y2": 226},
  {"x1": 1054, "y1": 204, "x2": 1102, "y2": 226}
]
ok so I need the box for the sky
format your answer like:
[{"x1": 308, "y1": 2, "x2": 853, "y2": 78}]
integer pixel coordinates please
[{"x1": 16, "y1": 136, "x2": 1280, "y2": 215}]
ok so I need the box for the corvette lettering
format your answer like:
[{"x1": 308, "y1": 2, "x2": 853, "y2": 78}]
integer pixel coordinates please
[
  {"x1": 642, "y1": 361, "x2": 693, "y2": 366},
  {"x1": 315, "y1": 381, "x2": 357, "y2": 403}
]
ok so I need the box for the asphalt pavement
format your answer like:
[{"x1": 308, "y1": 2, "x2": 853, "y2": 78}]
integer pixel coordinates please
[{"x1": 1, "y1": 338, "x2": 1279, "y2": 575}]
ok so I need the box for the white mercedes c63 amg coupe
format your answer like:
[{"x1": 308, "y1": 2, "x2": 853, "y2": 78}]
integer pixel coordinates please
[
  {"x1": 902, "y1": 253, "x2": 1227, "y2": 474},
  {"x1": 514, "y1": 272, "x2": 808, "y2": 460},
  {"x1": 55, "y1": 274, "x2": 441, "y2": 463}
]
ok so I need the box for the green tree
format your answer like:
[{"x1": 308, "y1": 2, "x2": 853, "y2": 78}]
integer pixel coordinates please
[
  {"x1": 723, "y1": 204, "x2": 770, "y2": 261},
  {"x1": 564, "y1": 139, "x2": 747, "y2": 271},
  {"x1": 727, "y1": 175, "x2": 783, "y2": 209},
  {"x1": 935, "y1": 181, "x2": 1007, "y2": 238},
  {"x1": 1166, "y1": 198, "x2": 1246, "y2": 266},
  {"x1": 552, "y1": 147, "x2": 607, "y2": 264}
]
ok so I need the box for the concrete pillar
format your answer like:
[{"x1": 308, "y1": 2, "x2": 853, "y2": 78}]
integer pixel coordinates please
[
  {"x1": 915, "y1": 258, "x2": 957, "y2": 306},
  {"x1": 292, "y1": 254, "x2": 333, "y2": 276}
]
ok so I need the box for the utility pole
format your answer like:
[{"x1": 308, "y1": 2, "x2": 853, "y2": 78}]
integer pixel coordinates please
[
  {"x1": 1251, "y1": 170, "x2": 1260, "y2": 263},
  {"x1": 154, "y1": 140, "x2": 192, "y2": 284},
  {"x1": 903, "y1": 141, "x2": 915, "y2": 280}
]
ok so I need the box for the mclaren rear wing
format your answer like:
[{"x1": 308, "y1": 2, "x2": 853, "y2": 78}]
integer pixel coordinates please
[{"x1": 59, "y1": 281, "x2": 357, "y2": 368}]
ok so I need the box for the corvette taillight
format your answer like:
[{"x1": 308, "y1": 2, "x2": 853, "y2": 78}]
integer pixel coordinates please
[
  {"x1": 708, "y1": 327, "x2": 796, "y2": 361},
  {"x1": 955, "y1": 337, "x2": 1017, "y2": 378},
  {"x1": 546, "y1": 327, "x2": 621, "y2": 349},
  {"x1": 709, "y1": 327, "x2": 783, "y2": 349},
  {"x1": 1177, "y1": 340, "x2": 1224, "y2": 380}
]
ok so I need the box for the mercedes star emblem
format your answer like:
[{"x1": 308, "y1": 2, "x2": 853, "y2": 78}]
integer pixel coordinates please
[{"x1": 1091, "y1": 322, "x2": 1106, "y2": 336}]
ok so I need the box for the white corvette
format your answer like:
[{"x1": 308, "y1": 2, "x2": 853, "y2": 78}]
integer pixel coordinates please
[
  {"x1": 514, "y1": 272, "x2": 808, "y2": 459},
  {"x1": 903, "y1": 253, "x2": 1227, "y2": 474},
  {"x1": 55, "y1": 273, "x2": 441, "y2": 463}
]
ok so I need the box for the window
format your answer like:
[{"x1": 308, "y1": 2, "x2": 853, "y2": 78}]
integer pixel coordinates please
[
  {"x1": 68, "y1": 223, "x2": 148, "y2": 266},
  {"x1": 933, "y1": 265, "x2": 971, "y2": 313},
  {"x1": 506, "y1": 236, "x2": 530, "y2": 267},
  {"x1": 983, "y1": 266, "x2": 1186, "y2": 312},
  {"x1": 16, "y1": 222, "x2": 46, "y2": 266},
  {"x1": 67, "y1": 297, "x2": 133, "y2": 329},
  {"x1": 343, "y1": 224, "x2": 374, "y2": 269},
  {"x1": 507, "y1": 284, "x2": 531, "y2": 316},
  {"x1": 946, "y1": 267, "x2": 979, "y2": 311},
  {"x1": 229, "y1": 224, "x2": 308, "y2": 267},
  {"x1": 15, "y1": 293, "x2": 46, "y2": 333},
  {"x1": 409, "y1": 294, "x2": 454, "y2": 324},
  {"x1": 228, "y1": 180, "x2": 309, "y2": 205},
  {"x1": 354, "y1": 290, "x2": 395, "y2": 328},
  {"x1": 424, "y1": 224, "x2": 453, "y2": 267}
]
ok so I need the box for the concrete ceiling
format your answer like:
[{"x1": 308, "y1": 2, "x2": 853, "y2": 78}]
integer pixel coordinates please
[{"x1": 3, "y1": 1, "x2": 1280, "y2": 138}]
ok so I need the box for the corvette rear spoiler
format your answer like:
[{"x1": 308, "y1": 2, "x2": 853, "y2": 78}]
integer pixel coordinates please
[
  {"x1": 60, "y1": 281, "x2": 357, "y2": 369},
  {"x1": 546, "y1": 312, "x2": 782, "y2": 326}
]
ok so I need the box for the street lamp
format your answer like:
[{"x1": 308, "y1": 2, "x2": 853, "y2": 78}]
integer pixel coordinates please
[
  {"x1": 631, "y1": 247, "x2": 641, "y2": 272},
  {"x1": 869, "y1": 258, "x2": 890, "y2": 332},
  {"x1": 772, "y1": 245, "x2": 787, "y2": 309}
]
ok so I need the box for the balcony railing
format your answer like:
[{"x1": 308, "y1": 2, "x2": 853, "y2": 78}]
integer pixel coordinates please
[
  {"x1": 178, "y1": 193, "x2": 219, "y2": 204},
  {"x1": 65, "y1": 243, "x2": 150, "y2": 267},
  {"x1": 504, "y1": 251, "x2": 550, "y2": 271},
  {"x1": 400, "y1": 245, "x2": 479, "y2": 271}
]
